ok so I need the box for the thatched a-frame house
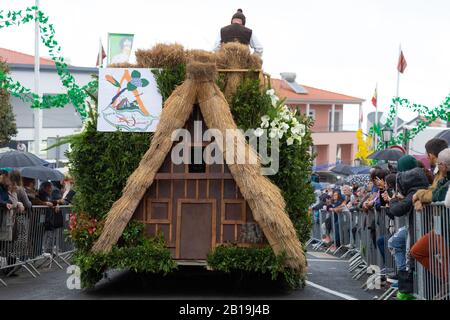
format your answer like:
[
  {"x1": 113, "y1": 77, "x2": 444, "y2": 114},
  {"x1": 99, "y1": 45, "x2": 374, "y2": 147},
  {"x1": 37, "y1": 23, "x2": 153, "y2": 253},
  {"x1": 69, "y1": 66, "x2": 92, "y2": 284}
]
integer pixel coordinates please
[{"x1": 91, "y1": 51, "x2": 306, "y2": 273}]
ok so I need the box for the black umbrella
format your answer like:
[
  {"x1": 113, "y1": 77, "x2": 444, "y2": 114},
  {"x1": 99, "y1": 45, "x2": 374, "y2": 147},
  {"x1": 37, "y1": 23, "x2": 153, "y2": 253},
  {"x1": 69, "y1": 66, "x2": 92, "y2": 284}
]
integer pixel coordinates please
[
  {"x1": 331, "y1": 164, "x2": 354, "y2": 176},
  {"x1": 18, "y1": 166, "x2": 64, "y2": 181},
  {"x1": 368, "y1": 149, "x2": 404, "y2": 161},
  {"x1": 0, "y1": 150, "x2": 49, "y2": 168}
]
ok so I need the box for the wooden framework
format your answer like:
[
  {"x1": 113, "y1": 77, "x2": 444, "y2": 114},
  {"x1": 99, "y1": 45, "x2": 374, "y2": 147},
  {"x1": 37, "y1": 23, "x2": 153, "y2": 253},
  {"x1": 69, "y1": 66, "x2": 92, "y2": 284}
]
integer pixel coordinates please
[{"x1": 132, "y1": 105, "x2": 266, "y2": 260}]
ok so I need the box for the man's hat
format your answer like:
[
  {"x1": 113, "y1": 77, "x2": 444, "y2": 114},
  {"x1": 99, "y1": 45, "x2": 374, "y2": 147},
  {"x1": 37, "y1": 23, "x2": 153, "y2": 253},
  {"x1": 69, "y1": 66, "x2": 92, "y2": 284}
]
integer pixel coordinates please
[{"x1": 231, "y1": 8, "x2": 246, "y2": 25}]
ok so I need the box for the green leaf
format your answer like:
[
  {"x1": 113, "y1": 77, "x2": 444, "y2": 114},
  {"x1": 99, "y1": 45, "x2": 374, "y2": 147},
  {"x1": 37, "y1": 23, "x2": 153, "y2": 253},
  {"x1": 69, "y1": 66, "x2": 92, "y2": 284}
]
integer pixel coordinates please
[
  {"x1": 127, "y1": 83, "x2": 137, "y2": 91},
  {"x1": 131, "y1": 70, "x2": 141, "y2": 79},
  {"x1": 141, "y1": 79, "x2": 149, "y2": 87}
]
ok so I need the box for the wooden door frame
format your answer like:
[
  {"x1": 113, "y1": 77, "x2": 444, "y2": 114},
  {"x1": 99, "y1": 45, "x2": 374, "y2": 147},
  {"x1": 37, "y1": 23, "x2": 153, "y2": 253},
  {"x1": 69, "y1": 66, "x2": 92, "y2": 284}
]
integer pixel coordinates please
[{"x1": 175, "y1": 199, "x2": 217, "y2": 259}]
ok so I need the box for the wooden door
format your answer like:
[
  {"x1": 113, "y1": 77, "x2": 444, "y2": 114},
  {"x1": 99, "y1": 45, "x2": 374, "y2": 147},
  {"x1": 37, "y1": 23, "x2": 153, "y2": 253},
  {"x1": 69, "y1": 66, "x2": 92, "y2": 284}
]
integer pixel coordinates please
[{"x1": 176, "y1": 200, "x2": 216, "y2": 260}]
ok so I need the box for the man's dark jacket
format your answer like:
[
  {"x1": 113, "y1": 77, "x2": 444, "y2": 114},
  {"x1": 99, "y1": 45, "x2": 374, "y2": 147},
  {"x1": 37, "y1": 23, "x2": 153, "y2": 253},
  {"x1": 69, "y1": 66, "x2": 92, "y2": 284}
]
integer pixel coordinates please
[
  {"x1": 221, "y1": 23, "x2": 252, "y2": 45},
  {"x1": 389, "y1": 167, "x2": 430, "y2": 227}
]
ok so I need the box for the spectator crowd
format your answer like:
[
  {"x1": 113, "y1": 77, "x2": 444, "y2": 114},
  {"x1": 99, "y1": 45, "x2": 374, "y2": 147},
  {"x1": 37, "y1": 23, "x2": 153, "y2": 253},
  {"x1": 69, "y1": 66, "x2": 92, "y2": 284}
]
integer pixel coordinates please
[
  {"x1": 0, "y1": 169, "x2": 75, "y2": 276},
  {"x1": 311, "y1": 138, "x2": 450, "y2": 300}
]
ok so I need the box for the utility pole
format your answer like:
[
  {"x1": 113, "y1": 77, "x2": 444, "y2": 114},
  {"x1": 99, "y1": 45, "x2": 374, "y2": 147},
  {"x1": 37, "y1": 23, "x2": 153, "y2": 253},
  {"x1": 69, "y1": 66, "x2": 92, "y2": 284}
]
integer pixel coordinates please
[{"x1": 33, "y1": 0, "x2": 42, "y2": 156}]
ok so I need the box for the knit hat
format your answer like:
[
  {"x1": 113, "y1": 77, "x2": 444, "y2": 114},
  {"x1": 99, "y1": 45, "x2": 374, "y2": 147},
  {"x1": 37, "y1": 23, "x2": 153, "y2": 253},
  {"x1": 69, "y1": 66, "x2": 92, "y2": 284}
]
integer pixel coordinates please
[
  {"x1": 231, "y1": 9, "x2": 246, "y2": 25},
  {"x1": 397, "y1": 155, "x2": 418, "y2": 172},
  {"x1": 438, "y1": 148, "x2": 450, "y2": 167}
]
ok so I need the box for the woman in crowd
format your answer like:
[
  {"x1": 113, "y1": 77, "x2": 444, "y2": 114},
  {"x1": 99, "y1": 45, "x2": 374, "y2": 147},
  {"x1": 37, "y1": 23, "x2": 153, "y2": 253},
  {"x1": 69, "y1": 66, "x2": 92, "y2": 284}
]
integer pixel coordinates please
[{"x1": 388, "y1": 155, "x2": 430, "y2": 300}]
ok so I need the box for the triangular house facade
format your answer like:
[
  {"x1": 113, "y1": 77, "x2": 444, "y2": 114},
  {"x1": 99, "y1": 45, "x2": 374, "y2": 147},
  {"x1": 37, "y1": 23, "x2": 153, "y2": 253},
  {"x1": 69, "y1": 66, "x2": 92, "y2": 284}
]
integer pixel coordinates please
[{"x1": 92, "y1": 53, "x2": 306, "y2": 272}]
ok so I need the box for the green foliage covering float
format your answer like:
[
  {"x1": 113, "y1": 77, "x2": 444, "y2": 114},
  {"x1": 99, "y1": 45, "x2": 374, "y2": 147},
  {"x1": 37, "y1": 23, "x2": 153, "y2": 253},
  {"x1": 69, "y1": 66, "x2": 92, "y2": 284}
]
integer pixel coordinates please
[
  {"x1": 74, "y1": 233, "x2": 177, "y2": 288},
  {"x1": 68, "y1": 121, "x2": 150, "y2": 220},
  {"x1": 270, "y1": 116, "x2": 315, "y2": 245},
  {"x1": 231, "y1": 79, "x2": 272, "y2": 130},
  {"x1": 207, "y1": 245, "x2": 304, "y2": 289},
  {"x1": 152, "y1": 64, "x2": 186, "y2": 101},
  {"x1": 230, "y1": 80, "x2": 314, "y2": 244}
]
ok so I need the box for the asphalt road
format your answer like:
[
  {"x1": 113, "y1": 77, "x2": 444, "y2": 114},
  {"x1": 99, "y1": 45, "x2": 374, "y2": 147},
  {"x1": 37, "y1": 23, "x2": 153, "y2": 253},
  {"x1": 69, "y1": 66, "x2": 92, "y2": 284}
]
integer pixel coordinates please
[{"x1": 0, "y1": 251, "x2": 383, "y2": 300}]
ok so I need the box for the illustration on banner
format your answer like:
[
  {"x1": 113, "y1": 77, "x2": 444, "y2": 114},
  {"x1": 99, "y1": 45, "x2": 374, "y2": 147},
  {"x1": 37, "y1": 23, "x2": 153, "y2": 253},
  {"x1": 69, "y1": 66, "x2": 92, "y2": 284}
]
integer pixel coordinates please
[{"x1": 97, "y1": 68, "x2": 162, "y2": 132}]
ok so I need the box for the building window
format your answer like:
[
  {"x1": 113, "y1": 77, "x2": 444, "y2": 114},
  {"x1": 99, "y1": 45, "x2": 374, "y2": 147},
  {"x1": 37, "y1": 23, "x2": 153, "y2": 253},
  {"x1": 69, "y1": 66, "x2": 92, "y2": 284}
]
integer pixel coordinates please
[
  {"x1": 308, "y1": 109, "x2": 316, "y2": 120},
  {"x1": 328, "y1": 109, "x2": 342, "y2": 131}
]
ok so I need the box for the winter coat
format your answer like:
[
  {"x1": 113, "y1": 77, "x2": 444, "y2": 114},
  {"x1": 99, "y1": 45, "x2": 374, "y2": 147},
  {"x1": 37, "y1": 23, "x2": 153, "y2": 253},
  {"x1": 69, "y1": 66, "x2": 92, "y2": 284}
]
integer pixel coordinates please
[
  {"x1": 0, "y1": 185, "x2": 15, "y2": 241},
  {"x1": 389, "y1": 167, "x2": 430, "y2": 228},
  {"x1": 431, "y1": 172, "x2": 450, "y2": 202},
  {"x1": 414, "y1": 172, "x2": 443, "y2": 204},
  {"x1": 16, "y1": 187, "x2": 32, "y2": 210},
  {"x1": 0, "y1": 184, "x2": 11, "y2": 209},
  {"x1": 445, "y1": 187, "x2": 450, "y2": 208}
]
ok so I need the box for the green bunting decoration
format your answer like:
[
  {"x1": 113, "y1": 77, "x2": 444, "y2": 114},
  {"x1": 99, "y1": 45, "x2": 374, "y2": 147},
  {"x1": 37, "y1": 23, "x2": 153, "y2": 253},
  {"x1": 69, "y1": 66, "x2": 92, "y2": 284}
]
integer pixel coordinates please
[{"x1": 0, "y1": 6, "x2": 97, "y2": 120}]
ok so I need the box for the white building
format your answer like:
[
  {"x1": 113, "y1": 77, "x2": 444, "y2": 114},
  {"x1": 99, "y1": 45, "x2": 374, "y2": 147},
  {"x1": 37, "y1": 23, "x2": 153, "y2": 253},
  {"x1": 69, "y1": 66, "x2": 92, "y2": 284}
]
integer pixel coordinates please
[{"x1": 1, "y1": 48, "x2": 97, "y2": 160}]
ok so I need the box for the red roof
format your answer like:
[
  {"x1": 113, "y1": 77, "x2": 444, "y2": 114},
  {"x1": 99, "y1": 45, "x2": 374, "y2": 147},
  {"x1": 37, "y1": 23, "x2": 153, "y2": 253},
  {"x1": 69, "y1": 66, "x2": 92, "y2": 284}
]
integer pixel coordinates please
[
  {"x1": 272, "y1": 79, "x2": 365, "y2": 104},
  {"x1": 0, "y1": 48, "x2": 55, "y2": 66}
]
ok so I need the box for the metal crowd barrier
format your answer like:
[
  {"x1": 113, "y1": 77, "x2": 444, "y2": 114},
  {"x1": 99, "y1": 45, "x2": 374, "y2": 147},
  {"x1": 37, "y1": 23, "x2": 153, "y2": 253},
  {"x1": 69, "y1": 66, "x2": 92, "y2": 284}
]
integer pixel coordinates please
[
  {"x1": 308, "y1": 202, "x2": 450, "y2": 300},
  {"x1": 0, "y1": 205, "x2": 74, "y2": 287},
  {"x1": 414, "y1": 203, "x2": 450, "y2": 300}
]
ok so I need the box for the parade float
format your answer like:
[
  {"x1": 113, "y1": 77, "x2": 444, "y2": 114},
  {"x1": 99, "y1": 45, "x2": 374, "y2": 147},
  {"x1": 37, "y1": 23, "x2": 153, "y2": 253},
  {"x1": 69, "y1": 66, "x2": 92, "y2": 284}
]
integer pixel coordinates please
[{"x1": 68, "y1": 43, "x2": 315, "y2": 288}]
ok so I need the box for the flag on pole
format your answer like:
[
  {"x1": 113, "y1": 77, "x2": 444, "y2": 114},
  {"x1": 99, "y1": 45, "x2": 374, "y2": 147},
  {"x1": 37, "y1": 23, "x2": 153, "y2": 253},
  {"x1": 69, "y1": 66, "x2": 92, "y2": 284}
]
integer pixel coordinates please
[
  {"x1": 397, "y1": 50, "x2": 407, "y2": 74},
  {"x1": 371, "y1": 85, "x2": 377, "y2": 107},
  {"x1": 96, "y1": 42, "x2": 106, "y2": 67}
]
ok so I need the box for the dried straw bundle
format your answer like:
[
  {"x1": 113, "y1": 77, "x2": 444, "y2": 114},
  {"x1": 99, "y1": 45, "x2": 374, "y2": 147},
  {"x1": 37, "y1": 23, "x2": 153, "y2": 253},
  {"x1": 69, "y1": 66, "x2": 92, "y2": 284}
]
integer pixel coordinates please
[
  {"x1": 107, "y1": 62, "x2": 137, "y2": 68},
  {"x1": 215, "y1": 42, "x2": 263, "y2": 101},
  {"x1": 135, "y1": 43, "x2": 186, "y2": 68}
]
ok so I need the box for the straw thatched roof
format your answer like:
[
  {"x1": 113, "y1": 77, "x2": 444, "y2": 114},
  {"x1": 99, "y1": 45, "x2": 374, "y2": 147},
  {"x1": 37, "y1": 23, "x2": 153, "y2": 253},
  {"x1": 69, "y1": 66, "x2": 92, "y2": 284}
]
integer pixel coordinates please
[{"x1": 92, "y1": 49, "x2": 305, "y2": 274}]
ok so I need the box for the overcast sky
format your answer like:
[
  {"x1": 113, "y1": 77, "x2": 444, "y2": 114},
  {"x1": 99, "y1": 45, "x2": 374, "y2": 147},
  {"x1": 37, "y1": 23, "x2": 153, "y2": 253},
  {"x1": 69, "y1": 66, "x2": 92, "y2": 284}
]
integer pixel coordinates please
[{"x1": 1, "y1": 0, "x2": 449, "y2": 131}]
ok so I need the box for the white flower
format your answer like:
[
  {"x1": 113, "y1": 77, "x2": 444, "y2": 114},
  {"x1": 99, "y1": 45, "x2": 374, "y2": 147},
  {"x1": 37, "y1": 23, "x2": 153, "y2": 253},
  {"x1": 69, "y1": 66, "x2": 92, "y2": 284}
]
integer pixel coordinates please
[
  {"x1": 299, "y1": 124, "x2": 306, "y2": 137},
  {"x1": 270, "y1": 120, "x2": 279, "y2": 128},
  {"x1": 281, "y1": 122, "x2": 290, "y2": 130},
  {"x1": 277, "y1": 130, "x2": 284, "y2": 139},
  {"x1": 292, "y1": 118, "x2": 299, "y2": 126},
  {"x1": 287, "y1": 137, "x2": 294, "y2": 146},
  {"x1": 270, "y1": 95, "x2": 279, "y2": 107},
  {"x1": 266, "y1": 89, "x2": 275, "y2": 96},
  {"x1": 261, "y1": 115, "x2": 270, "y2": 128},
  {"x1": 269, "y1": 128, "x2": 278, "y2": 139},
  {"x1": 254, "y1": 128, "x2": 265, "y2": 137},
  {"x1": 291, "y1": 126, "x2": 300, "y2": 135}
]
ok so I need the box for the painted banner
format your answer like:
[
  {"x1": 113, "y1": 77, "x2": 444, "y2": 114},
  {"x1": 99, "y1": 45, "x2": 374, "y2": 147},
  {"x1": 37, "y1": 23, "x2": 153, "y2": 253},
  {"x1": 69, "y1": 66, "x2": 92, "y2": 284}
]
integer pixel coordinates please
[
  {"x1": 97, "y1": 68, "x2": 162, "y2": 132},
  {"x1": 107, "y1": 33, "x2": 134, "y2": 65}
]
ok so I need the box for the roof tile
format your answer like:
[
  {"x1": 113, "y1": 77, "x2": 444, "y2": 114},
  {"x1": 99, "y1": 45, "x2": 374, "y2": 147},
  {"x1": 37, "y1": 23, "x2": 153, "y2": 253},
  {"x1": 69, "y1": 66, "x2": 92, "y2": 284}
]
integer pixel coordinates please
[
  {"x1": 0, "y1": 47, "x2": 55, "y2": 66},
  {"x1": 272, "y1": 79, "x2": 364, "y2": 104}
]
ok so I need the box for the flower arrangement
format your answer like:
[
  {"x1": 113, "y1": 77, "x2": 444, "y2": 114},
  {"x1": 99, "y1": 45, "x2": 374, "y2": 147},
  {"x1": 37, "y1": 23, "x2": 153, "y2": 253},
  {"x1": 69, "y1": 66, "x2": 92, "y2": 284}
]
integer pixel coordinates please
[
  {"x1": 354, "y1": 128, "x2": 373, "y2": 165},
  {"x1": 67, "y1": 213, "x2": 104, "y2": 252},
  {"x1": 255, "y1": 89, "x2": 306, "y2": 146}
]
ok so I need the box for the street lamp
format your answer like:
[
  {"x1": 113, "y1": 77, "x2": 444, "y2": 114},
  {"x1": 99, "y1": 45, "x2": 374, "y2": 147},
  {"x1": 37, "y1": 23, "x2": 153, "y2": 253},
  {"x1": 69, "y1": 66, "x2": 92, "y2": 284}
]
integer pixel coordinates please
[{"x1": 381, "y1": 126, "x2": 393, "y2": 149}]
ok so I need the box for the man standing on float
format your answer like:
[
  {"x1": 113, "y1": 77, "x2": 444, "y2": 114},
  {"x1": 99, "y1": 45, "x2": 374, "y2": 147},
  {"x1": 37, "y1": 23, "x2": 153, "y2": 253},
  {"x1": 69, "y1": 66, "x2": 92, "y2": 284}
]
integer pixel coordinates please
[{"x1": 213, "y1": 9, "x2": 264, "y2": 56}]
